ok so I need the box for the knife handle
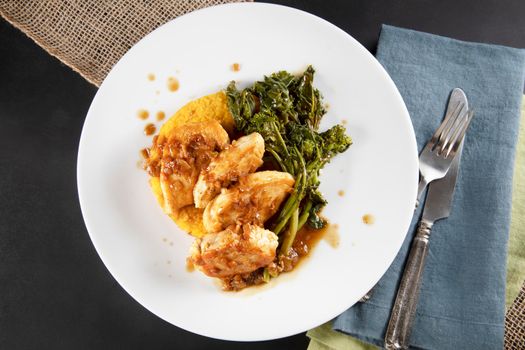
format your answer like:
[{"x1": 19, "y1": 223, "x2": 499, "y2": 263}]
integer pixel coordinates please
[
  {"x1": 384, "y1": 220, "x2": 433, "y2": 350},
  {"x1": 360, "y1": 195, "x2": 426, "y2": 304}
]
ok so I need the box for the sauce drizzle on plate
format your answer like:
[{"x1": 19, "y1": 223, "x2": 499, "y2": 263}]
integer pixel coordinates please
[
  {"x1": 362, "y1": 214, "x2": 375, "y2": 225},
  {"x1": 156, "y1": 111, "x2": 166, "y2": 121},
  {"x1": 167, "y1": 77, "x2": 180, "y2": 92},
  {"x1": 137, "y1": 109, "x2": 149, "y2": 120},
  {"x1": 144, "y1": 123, "x2": 156, "y2": 136}
]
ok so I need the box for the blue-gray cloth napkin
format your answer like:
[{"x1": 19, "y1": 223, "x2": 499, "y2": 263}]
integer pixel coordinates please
[{"x1": 333, "y1": 25, "x2": 525, "y2": 349}]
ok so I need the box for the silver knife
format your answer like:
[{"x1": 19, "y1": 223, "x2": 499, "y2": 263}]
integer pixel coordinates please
[
  {"x1": 359, "y1": 88, "x2": 469, "y2": 304},
  {"x1": 384, "y1": 101, "x2": 469, "y2": 348}
]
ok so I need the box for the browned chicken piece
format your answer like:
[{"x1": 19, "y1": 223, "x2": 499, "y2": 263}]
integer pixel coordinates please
[
  {"x1": 189, "y1": 224, "x2": 278, "y2": 277},
  {"x1": 203, "y1": 171, "x2": 295, "y2": 233},
  {"x1": 159, "y1": 121, "x2": 229, "y2": 214},
  {"x1": 193, "y1": 132, "x2": 265, "y2": 208}
]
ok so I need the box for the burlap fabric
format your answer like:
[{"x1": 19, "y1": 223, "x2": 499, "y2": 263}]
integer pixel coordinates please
[
  {"x1": 506, "y1": 281, "x2": 525, "y2": 349},
  {"x1": 0, "y1": 0, "x2": 249, "y2": 86},
  {"x1": 0, "y1": 1, "x2": 523, "y2": 347}
]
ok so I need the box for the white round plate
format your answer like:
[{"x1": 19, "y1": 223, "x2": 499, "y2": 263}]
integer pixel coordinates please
[{"x1": 78, "y1": 3, "x2": 418, "y2": 341}]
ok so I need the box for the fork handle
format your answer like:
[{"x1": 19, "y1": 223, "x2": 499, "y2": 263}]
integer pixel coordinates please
[{"x1": 384, "y1": 220, "x2": 433, "y2": 350}]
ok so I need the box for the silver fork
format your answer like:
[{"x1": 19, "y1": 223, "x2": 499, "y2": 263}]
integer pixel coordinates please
[
  {"x1": 415, "y1": 100, "x2": 473, "y2": 207},
  {"x1": 359, "y1": 89, "x2": 473, "y2": 303}
]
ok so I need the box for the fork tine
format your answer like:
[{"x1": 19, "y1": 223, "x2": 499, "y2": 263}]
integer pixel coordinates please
[
  {"x1": 429, "y1": 101, "x2": 463, "y2": 147},
  {"x1": 444, "y1": 109, "x2": 470, "y2": 157},
  {"x1": 439, "y1": 105, "x2": 468, "y2": 154},
  {"x1": 447, "y1": 110, "x2": 474, "y2": 157},
  {"x1": 431, "y1": 101, "x2": 464, "y2": 150},
  {"x1": 436, "y1": 102, "x2": 466, "y2": 153}
]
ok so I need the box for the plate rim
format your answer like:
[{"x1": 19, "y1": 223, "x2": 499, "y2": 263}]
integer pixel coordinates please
[{"x1": 77, "y1": 2, "x2": 418, "y2": 341}]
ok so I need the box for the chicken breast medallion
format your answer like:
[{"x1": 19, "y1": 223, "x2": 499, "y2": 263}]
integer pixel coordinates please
[
  {"x1": 193, "y1": 132, "x2": 265, "y2": 209},
  {"x1": 189, "y1": 224, "x2": 278, "y2": 277},
  {"x1": 203, "y1": 171, "x2": 295, "y2": 233},
  {"x1": 159, "y1": 121, "x2": 229, "y2": 214}
]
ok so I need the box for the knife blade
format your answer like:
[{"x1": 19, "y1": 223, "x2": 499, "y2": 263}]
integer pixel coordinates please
[
  {"x1": 422, "y1": 142, "x2": 462, "y2": 223},
  {"x1": 384, "y1": 90, "x2": 472, "y2": 350}
]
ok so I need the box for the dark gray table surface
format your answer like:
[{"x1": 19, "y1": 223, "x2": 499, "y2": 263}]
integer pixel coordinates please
[{"x1": 1, "y1": 1, "x2": 524, "y2": 349}]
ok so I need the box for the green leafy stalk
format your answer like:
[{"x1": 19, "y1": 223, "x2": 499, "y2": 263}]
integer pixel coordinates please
[
  {"x1": 262, "y1": 268, "x2": 271, "y2": 283},
  {"x1": 272, "y1": 170, "x2": 304, "y2": 235},
  {"x1": 280, "y1": 208, "x2": 299, "y2": 255},
  {"x1": 297, "y1": 199, "x2": 313, "y2": 230}
]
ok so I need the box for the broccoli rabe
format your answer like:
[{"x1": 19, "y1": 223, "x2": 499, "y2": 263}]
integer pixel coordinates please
[{"x1": 226, "y1": 66, "x2": 352, "y2": 256}]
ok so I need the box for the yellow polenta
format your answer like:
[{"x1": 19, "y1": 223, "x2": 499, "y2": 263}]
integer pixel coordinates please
[
  {"x1": 149, "y1": 91, "x2": 234, "y2": 238},
  {"x1": 158, "y1": 91, "x2": 235, "y2": 136}
]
